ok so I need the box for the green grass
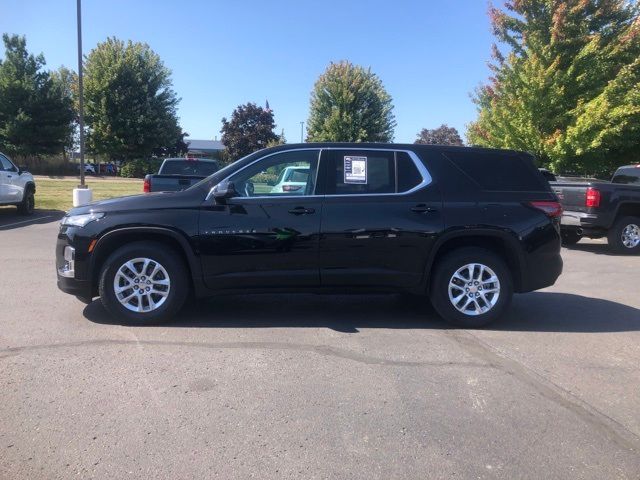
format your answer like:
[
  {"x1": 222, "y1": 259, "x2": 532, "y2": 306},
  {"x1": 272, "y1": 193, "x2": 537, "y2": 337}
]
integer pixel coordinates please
[{"x1": 34, "y1": 177, "x2": 143, "y2": 211}]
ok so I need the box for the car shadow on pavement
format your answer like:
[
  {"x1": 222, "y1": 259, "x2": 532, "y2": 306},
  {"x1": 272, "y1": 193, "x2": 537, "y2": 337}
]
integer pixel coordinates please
[
  {"x1": 83, "y1": 291, "x2": 640, "y2": 333},
  {"x1": 0, "y1": 209, "x2": 65, "y2": 230},
  {"x1": 563, "y1": 242, "x2": 620, "y2": 256}
]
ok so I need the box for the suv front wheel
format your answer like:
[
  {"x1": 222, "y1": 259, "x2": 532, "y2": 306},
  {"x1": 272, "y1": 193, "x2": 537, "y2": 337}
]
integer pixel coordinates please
[
  {"x1": 99, "y1": 242, "x2": 189, "y2": 325},
  {"x1": 430, "y1": 247, "x2": 513, "y2": 328}
]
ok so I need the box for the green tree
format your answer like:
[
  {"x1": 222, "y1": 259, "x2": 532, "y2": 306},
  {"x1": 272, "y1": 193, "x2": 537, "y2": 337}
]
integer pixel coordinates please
[
  {"x1": 84, "y1": 37, "x2": 181, "y2": 161},
  {"x1": 221, "y1": 102, "x2": 278, "y2": 161},
  {"x1": 50, "y1": 66, "x2": 78, "y2": 156},
  {"x1": 467, "y1": 1, "x2": 640, "y2": 176},
  {"x1": 415, "y1": 124, "x2": 463, "y2": 146},
  {"x1": 0, "y1": 34, "x2": 74, "y2": 156},
  {"x1": 307, "y1": 61, "x2": 395, "y2": 142}
]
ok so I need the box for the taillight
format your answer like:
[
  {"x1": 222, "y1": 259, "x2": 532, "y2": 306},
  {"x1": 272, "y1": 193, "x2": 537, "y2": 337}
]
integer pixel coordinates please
[
  {"x1": 283, "y1": 185, "x2": 301, "y2": 192},
  {"x1": 529, "y1": 201, "x2": 563, "y2": 218},
  {"x1": 143, "y1": 177, "x2": 150, "y2": 193},
  {"x1": 585, "y1": 187, "x2": 600, "y2": 208}
]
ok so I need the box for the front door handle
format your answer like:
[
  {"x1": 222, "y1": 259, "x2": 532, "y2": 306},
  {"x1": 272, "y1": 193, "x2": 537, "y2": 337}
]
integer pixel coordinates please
[
  {"x1": 288, "y1": 207, "x2": 315, "y2": 215},
  {"x1": 410, "y1": 204, "x2": 436, "y2": 214}
]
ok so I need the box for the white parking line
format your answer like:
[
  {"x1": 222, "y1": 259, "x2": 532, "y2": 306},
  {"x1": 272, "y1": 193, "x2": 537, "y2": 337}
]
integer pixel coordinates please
[{"x1": 0, "y1": 215, "x2": 53, "y2": 229}]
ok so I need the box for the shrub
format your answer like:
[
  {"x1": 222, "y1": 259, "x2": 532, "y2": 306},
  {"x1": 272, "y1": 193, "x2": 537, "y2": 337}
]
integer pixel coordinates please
[{"x1": 118, "y1": 158, "x2": 163, "y2": 178}]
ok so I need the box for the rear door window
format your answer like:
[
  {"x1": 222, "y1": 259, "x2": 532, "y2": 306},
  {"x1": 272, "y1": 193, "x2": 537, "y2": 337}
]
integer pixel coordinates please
[
  {"x1": 324, "y1": 150, "x2": 425, "y2": 195},
  {"x1": 443, "y1": 150, "x2": 546, "y2": 191}
]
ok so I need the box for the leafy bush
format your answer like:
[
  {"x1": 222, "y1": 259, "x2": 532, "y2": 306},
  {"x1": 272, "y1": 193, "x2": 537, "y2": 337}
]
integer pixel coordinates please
[{"x1": 119, "y1": 158, "x2": 163, "y2": 178}]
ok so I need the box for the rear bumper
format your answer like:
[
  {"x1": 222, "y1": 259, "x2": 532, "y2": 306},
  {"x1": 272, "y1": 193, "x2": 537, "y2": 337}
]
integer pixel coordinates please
[
  {"x1": 519, "y1": 249, "x2": 563, "y2": 293},
  {"x1": 561, "y1": 210, "x2": 607, "y2": 231}
]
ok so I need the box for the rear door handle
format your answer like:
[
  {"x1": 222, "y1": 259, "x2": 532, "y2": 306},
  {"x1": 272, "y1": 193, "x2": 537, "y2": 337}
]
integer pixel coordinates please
[
  {"x1": 410, "y1": 204, "x2": 436, "y2": 214},
  {"x1": 288, "y1": 207, "x2": 315, "y2": 215}
]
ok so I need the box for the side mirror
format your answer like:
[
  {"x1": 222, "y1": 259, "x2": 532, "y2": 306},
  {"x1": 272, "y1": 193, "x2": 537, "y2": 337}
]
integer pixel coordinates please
[
  {"x1": 212, "y1": 181, "x2": 238, "y2": 202},
  {"x1": 18, "y1": 166, "x2": 28, "y2": 174}
]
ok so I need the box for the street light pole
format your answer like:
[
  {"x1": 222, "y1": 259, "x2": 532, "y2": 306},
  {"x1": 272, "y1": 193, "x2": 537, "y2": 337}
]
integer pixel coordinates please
[
  {"x1": 72, "y1": 0, "x2": 92, "y2": 206},
  {"x1": 76, "y1": 0, "x2": 85, "y2": 189},
  {"x1": 300, "y1": 121, "x2": 304, "y2": 143}
]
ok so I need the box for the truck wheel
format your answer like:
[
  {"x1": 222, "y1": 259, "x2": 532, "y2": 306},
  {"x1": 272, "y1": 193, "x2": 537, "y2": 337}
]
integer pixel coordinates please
[
  {"x1": 99, "y1": 242, "x2": 189, "y2": 325},
  {"x1": 430, "y1": 247, "x2": 513, "y2": 328},
  {"x1": 561, "y1": 229, "x2": 581, "y2": 246},
  {"x1": 17, "y1": 189, "x2": 35, "y2": 215},
  {"x1": 608, "y1": 216, "x2": 640, "y2": 254}
]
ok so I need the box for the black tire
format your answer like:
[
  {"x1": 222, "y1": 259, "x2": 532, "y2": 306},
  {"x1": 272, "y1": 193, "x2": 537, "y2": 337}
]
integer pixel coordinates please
[
  {"x1": 607, "y1": 216, "x2": 640, "y2": 254},
  {"x1": 429, "y1": 247, "x2": 513, "y2": 328},
  {"x1": 17, "y1": 188, "x2": 35, "y2": 215},
  {"x1": 99, "y1": 241, "x2": 189, "y2": 325},
  {"x1": 561, "y1": 229, "x2": 581, "y2": 246}
]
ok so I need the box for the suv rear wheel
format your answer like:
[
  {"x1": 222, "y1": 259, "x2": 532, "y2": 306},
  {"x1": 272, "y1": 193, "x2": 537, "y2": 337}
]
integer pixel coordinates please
[
  {"x1": 608, "y1": 216, "x2": 640, "y2": 254},
  {"x1": 99, "y1": 242, "x2": 189, "y2": 324},
  {"x1": 430, "y1": 247, "x2": 513, "y2": 328}
]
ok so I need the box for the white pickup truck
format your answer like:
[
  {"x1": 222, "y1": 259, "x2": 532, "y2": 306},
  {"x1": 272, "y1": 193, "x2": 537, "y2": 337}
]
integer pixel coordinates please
[{"x1": 0, "y1": 152, "x2": 36, "y2": 215}]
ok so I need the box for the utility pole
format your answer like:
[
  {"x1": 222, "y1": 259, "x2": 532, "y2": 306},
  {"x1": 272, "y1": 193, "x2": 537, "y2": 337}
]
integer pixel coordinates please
[{"x1": 300, "y1": 121, "x2": 304, "y2": 143}]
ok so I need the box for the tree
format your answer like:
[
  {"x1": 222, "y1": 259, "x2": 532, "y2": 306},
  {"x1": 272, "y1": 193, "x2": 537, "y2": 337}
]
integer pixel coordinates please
[
  {"x1": 415, "y1": 124, "x2": 463, "y2": 146},
  {"x1": 84, "y1": 37, "x2": 182, "y2": 161},
  {"x1": 467, "y1": 1, "x2": 640, "y2": 176},
  {"x1": 221, "y1": 102, "x2": 278, "y2": 161},
  {"x1": 306, "y1": 61, "x2": 395, "y2": 142},
  {"x1": 0, "y1": 34, "x2": 74, "y2": 157},
  {"x1": 50, "y1": 66, "x2": 78, "y2": 157}
]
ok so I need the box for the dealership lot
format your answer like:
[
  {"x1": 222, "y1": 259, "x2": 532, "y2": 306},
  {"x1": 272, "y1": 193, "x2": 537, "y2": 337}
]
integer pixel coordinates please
[{"x1": 1, "y1": 209, "x2": 639, "y2": 479}]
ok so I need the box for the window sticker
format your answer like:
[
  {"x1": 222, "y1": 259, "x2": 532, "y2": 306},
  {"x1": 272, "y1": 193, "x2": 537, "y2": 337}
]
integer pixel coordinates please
[{"x1": 344, "y1": 156, "x2": 367, "y2": 184}]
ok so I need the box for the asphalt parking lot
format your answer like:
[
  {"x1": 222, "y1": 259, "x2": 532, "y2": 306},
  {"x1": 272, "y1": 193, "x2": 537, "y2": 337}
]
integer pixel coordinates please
[{"x1": 1, "y1": 208, "x2": 639, "y2": 479}]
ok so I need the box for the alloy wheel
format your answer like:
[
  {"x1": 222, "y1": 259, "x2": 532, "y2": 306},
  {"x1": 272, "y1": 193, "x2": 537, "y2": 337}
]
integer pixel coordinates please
[
  {"x1": 113, "y1": 257, "x2": 171, "y2": 313},
  {"x1": 621, "y1": 224, "x2": 640, "y2": 249},
  {"x1": 448, "y1": 263, "x2": 501, "y2": 316}
]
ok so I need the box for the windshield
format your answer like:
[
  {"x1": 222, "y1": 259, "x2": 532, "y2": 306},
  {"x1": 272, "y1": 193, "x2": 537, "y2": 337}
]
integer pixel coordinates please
[{"x1": 161, "y1": 160, "x2": 219, "y2": 176}]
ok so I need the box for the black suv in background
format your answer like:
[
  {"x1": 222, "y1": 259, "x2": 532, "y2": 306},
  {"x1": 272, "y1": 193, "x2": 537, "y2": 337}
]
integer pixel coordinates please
[{"x1": 56, "y1": 144, "x2": 563, "y2": 327}]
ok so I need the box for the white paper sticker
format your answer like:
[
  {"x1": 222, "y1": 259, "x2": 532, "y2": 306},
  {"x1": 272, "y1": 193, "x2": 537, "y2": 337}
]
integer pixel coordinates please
[{"x1": 344, "y1": 156, "x2": 367, "y2": 184}]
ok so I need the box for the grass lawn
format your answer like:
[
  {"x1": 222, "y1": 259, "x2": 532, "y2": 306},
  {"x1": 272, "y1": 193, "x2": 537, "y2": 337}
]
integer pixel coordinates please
[{"x1": 34, "y1": 176, "x2": 143, "y2": 211}]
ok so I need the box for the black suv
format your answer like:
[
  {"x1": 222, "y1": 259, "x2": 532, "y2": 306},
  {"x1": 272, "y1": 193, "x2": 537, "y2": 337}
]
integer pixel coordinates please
[{"x1": 56, "y1": 143, "x2": 563, "y2": 327}]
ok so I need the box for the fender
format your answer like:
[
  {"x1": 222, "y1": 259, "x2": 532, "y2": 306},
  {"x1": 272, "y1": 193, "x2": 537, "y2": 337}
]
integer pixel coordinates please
[
  {"x1": 609, "y1": 200, "x2": 640, "y2": 229},
  {"x1": 422, "y1": 227, "x2": 527, "y2": 291},
  {"x1": 89, "y1": 226, "x2": 206, "y2": 294}
]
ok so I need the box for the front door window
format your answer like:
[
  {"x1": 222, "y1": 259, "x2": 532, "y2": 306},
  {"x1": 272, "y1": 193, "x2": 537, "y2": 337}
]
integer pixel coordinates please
[{"x1": 229, "y1": 150, "x2": 320, "y2": 197}]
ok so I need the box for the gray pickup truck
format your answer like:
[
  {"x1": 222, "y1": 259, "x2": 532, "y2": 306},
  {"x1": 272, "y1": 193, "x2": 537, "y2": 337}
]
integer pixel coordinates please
[
  {"x1": 552, "y1": 164, "x2": 640, "y2": 253},
  {"x1": 143, "y1": 158, "x2": 220, "y2": 193}
]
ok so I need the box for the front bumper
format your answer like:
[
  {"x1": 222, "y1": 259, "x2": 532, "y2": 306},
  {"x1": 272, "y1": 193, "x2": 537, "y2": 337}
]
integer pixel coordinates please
[
  {"x1": 56, "y1": 227, "x2": 94, "y2": 300},
  {"x1": 57, "y1": 275, "x2": 92, "y2": 299}
]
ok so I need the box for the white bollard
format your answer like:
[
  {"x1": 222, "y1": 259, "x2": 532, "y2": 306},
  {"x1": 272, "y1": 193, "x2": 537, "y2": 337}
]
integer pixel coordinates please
[{"x1": 72, "y1": 188, "x2": 93, "y2": 207}]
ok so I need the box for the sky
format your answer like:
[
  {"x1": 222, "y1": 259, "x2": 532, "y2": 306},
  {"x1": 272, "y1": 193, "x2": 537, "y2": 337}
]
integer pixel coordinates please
[{"x1": 0, "y1": 0, "x2": 498, "y2": 144}]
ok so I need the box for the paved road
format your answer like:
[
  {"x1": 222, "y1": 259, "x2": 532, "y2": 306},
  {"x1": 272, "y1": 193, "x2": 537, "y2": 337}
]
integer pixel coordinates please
[{"x1": 1, "y1": 208, "x2": 639, "y2": 479}]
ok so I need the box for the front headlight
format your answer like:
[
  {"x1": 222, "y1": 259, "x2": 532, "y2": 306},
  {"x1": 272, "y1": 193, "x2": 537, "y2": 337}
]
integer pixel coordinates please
[{"x1": 61, "y1": 212, "x2": 105, "y2": 227}]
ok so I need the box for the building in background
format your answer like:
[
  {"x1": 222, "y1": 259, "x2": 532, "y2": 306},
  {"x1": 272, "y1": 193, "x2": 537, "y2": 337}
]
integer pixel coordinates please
[{"x1": 186, "y1": 139, "x2": 225, "y2": 160}]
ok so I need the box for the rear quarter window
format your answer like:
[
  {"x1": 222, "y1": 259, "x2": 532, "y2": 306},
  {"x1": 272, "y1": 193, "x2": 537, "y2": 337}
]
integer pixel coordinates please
[
  {"x1": 612, "y1": 167, "x2": 640, "y2": 185},
  {"x1": 443, "y1": 150, "x2": 547, "y2": 192}
]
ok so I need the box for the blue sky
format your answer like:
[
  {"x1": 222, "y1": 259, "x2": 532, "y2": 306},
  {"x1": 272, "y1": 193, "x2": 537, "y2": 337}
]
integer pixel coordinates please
[{"x1": 1, "y1": 0, "x2": 497, "y2": 143}]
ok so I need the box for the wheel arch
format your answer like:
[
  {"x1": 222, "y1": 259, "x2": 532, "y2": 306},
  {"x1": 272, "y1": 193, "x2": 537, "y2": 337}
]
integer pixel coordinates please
[
  {"x1": 425, "y1": 230, "x2": 526, "y2": 293},
  {"x1": 612, "y1": 202, "x2": 640, "y2": 225},
  {"x1": 89, "y1": 227, "x2": 201, "y2": 297}
]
